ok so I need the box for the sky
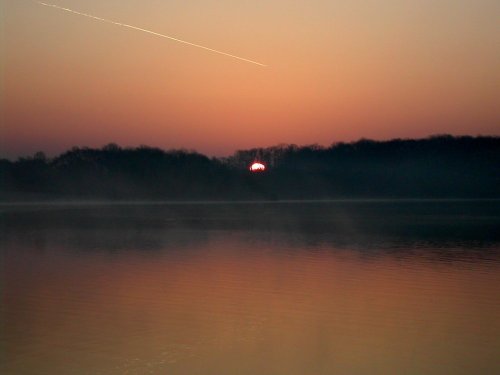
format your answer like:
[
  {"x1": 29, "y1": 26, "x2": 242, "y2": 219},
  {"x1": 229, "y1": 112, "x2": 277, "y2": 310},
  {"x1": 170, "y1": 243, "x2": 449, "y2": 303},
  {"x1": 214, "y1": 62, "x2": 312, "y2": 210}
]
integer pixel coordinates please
[{"x1": 1, "y1": 0, "x2": 499, "y2": 158}]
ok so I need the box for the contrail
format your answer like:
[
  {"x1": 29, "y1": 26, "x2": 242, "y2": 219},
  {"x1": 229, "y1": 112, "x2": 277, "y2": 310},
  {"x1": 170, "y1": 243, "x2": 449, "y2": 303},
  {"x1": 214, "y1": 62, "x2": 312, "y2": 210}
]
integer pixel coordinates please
[{"x1": 32, "y1": 1, "x2": 267, "y2": 67}]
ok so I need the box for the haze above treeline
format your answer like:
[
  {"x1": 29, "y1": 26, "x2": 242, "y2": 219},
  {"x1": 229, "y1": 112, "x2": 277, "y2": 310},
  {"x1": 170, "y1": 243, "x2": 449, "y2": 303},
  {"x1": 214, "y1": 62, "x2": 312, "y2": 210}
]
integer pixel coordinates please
[{"x1": 1, "y1": 135, "x2": 498, "y2": 201}]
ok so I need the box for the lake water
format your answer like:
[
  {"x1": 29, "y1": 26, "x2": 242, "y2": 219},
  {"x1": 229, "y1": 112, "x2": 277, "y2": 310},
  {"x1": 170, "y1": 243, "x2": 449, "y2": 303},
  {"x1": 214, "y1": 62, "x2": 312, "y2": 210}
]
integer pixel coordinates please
[{"x1": 1, "y1": 201, "x2": 499, "y2": 375}]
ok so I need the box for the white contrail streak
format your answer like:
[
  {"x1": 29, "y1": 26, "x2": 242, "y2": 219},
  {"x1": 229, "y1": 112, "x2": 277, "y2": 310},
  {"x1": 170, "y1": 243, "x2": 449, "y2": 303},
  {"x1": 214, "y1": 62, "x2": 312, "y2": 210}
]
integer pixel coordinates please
[{"x1": 32, "y1": 1, "x2": 267, "y2": 67}]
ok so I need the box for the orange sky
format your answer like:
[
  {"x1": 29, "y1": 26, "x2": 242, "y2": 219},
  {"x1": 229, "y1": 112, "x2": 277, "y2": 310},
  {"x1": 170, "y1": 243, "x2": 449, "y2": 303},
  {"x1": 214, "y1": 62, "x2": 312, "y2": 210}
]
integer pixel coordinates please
[{"x1": 2, "y1": 0, "x2": 499, "y2": 158}]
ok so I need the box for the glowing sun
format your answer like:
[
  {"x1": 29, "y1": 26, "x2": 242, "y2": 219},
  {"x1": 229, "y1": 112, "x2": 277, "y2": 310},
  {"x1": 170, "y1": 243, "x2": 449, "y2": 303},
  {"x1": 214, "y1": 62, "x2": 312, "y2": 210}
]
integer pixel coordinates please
[{"x1": 249, "y1": 162, "x2": 266, "y2": 172}]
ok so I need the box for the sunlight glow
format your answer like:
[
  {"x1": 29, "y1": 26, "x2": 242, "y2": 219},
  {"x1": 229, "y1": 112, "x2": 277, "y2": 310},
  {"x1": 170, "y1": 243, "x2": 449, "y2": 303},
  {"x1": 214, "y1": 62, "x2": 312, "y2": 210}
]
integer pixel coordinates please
[{"x1": 249, "y1": 162, "x2": 266, "y2": 172}]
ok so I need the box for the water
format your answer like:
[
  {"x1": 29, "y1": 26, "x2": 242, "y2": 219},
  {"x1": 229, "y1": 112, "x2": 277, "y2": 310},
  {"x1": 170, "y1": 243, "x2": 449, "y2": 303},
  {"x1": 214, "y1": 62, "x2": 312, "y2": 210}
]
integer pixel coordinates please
[{"x1": 1, "y1": 201, "x2": 499, "y2": 375}]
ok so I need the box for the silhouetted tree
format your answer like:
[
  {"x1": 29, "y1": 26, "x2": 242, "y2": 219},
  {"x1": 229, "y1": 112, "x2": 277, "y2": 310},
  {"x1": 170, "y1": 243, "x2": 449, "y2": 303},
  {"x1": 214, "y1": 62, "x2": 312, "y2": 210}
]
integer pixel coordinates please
[{"x1": 1, "y1": 136, "x2": 498, "y2": 200}]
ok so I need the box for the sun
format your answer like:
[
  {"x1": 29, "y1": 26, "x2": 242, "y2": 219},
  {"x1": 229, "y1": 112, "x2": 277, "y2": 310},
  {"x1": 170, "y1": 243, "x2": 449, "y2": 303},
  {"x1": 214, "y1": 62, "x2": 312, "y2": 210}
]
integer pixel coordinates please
[{"x1": 249, "y1": 162, "x2": 266, "y2": 172}]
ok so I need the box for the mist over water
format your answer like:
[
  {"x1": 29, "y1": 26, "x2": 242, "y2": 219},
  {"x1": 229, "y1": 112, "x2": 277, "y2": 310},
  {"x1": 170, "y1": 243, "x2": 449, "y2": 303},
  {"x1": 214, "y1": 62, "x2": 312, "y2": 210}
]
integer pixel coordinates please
[{"x1": 2, "y1": 201, "x2": 499, "y2": 375}]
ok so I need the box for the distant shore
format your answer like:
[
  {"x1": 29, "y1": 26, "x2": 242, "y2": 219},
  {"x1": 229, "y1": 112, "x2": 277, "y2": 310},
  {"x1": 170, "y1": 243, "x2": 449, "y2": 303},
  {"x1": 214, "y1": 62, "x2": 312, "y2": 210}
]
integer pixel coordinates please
[{"x1": 1, "y1": 135, "x2": 499, "y2": 201}]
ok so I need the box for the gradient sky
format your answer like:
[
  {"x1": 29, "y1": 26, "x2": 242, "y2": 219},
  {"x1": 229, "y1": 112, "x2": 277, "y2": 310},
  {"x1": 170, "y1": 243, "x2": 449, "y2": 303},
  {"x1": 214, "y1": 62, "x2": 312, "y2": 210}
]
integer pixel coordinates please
[{"x1": 2, "y1": 0, "x2": 499, "y2": 158}]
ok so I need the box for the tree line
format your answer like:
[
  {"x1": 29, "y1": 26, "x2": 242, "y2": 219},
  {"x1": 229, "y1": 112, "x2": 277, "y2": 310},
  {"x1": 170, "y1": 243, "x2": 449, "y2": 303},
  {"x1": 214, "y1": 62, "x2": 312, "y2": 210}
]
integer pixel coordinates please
[{"x1": 1, "y1": 135, "x2": 499, "y2": 200}]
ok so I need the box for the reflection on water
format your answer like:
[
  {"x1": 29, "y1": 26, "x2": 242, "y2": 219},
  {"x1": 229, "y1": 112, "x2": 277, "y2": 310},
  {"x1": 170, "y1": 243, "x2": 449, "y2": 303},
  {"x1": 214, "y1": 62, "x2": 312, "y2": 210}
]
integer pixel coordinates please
[{"x1": 1, "y1": 201, "x2": 499, "y2": 375}]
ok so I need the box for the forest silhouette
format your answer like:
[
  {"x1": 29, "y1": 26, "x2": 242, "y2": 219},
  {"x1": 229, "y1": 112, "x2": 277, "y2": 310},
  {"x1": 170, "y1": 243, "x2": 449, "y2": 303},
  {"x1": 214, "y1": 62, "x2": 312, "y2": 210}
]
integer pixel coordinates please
[{"x1": 1, "y1": 135, "x2": 498, "y2": 200}]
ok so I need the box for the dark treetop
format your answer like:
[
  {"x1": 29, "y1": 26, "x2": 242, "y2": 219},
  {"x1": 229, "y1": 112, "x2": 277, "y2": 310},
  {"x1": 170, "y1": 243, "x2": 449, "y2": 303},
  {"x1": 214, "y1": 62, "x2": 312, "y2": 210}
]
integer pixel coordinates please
[{"x1": 1, "y1": 135, "x2": 499, "y2": 201}]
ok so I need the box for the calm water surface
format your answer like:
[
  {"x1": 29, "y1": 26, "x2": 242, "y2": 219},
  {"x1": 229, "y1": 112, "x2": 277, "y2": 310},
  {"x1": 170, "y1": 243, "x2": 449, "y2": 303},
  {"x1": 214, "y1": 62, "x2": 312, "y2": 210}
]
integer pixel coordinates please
[{"x1": 1, "y1": 201, "x2": 499, "y2": 375}]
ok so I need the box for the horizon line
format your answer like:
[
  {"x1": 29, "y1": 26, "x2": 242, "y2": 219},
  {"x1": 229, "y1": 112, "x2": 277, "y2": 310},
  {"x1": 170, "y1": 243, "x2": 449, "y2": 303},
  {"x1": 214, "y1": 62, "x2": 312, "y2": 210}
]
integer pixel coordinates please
[{"x1": 2, "y1": 133, "x2": 498, "y2": 160}]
